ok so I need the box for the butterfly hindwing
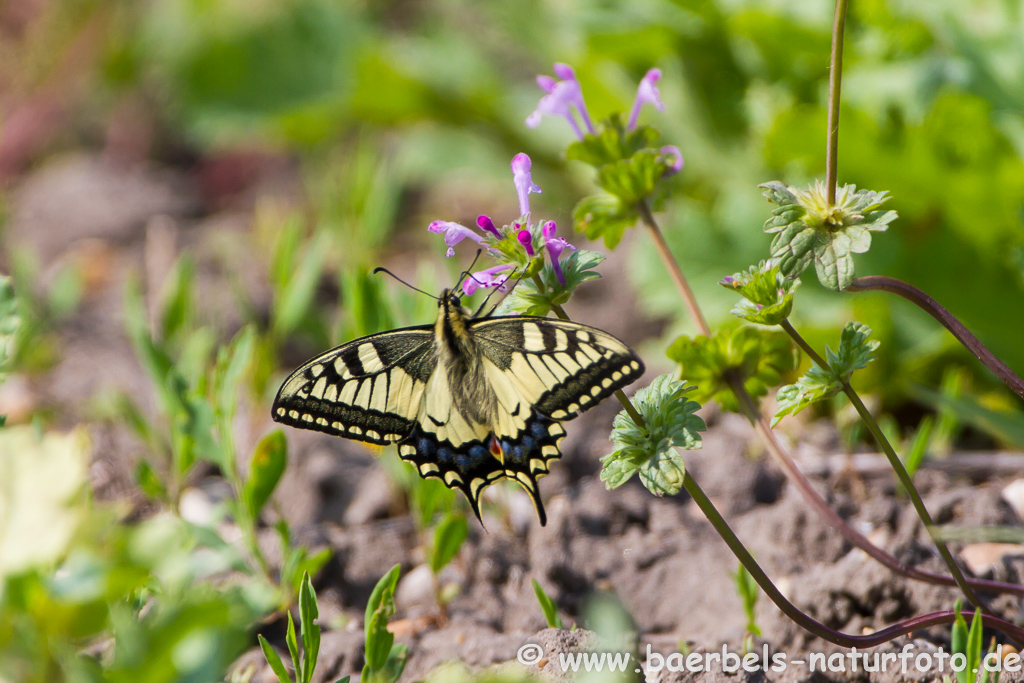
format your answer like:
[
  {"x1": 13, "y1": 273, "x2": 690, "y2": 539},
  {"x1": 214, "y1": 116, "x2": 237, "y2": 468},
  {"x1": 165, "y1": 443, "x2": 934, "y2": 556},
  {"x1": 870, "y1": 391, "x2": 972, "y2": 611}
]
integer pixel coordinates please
[
  {"x1": 272, "y1": 326, "x2": 436, "y2": 444},
  {"x1": 406, "y1": 315, "x2": 644, "y2": 523}
]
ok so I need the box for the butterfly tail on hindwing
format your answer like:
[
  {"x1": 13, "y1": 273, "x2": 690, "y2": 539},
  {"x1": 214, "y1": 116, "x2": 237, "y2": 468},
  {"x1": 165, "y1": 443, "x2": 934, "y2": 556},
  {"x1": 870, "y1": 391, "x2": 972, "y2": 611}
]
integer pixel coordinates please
[{"x1": 396, "y1": 410, "x2": 567, "y2": 526}]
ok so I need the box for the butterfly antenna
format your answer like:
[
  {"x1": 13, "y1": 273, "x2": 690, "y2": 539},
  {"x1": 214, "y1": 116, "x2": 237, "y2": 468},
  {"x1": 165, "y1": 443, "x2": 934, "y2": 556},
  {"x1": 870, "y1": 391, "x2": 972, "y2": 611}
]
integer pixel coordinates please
[
  {"x1": 372, "y1": 267, "x2": 440, "y2": 300},
  {"x1": 472, "y1": 268, "x2": 518, "y2": 318},
  {"x1": 453, "y1": 249, "x2": 484, "y2": 292}
]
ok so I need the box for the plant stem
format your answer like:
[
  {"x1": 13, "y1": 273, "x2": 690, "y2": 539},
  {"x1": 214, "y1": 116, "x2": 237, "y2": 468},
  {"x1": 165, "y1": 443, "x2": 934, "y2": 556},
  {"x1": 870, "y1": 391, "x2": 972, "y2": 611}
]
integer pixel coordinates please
[
  {"x1": 637, "y1": 201, "x2": 710, "y2": 336},
  {"x1": 779, "y1": 320, "x2": 987, "y2": 610},
  {"x1": 683, "y1": 470, "x2": 1024, "y2": 646},
  {"x1": 637, "y1": 204, "x2": 1024, "y2": 597},
  {"x1": 826, "y1": 0, "x2": 849, "y2": 205},
  {"x1": 846, "y1": 276, "x2": 1024, "y2": 401},
  {"x1": 547, "y1": 297, "x2": 647, "y2": 431}
]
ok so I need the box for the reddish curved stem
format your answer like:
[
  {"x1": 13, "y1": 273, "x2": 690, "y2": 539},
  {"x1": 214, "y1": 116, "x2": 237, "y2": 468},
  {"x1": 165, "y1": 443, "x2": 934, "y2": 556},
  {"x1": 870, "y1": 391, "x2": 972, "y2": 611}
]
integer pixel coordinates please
[{"x1": 847, "y1": 276, "x2": 1024, "y2": 401}]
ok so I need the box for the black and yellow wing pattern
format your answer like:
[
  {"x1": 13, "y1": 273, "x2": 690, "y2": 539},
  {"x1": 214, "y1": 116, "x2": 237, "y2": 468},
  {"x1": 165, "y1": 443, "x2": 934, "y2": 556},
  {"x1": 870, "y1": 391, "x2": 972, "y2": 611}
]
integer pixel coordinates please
[{"x1": 272, "y1": 314, "x2": 644, "y2": 525}]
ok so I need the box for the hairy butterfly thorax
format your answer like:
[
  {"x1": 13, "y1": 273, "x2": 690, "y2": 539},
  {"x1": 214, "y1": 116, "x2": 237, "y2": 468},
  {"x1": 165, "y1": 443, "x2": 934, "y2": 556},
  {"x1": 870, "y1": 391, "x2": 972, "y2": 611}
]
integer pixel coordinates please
[{"x1": 273, "y1": 286, "x2": 645, "y2": 525}]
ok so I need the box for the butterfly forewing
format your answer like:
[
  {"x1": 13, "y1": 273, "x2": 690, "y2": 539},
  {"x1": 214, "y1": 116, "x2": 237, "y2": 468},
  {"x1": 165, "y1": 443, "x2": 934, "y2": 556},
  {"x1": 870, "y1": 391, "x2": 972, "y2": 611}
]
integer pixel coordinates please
[
  {"x1": 272, "y1": 327, "x2": 436, "y2": 444},
  {"x1": 470, "y1": 317, "x2": 645, "y2": 419}
]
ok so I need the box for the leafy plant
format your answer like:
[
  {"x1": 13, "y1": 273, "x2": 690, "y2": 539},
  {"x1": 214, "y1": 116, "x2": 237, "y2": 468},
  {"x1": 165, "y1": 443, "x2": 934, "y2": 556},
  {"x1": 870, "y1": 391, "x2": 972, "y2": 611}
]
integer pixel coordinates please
[
  {"x1": 668, "y1": 328, "x2": 796, "y2": 413},
  {"x1": 732, "y1": 563, "x2": 761, "y2": 651},
  {"x1": 602, "y1": 374, "x2": 705, "y2": 496},
  {"x1": 259, "y1": 573, "x2": 346, "y2": 683},
  {"x1": 362, "y1": 565, "x2": 408, "y2": 683},
  {"x1": 772, "y1": 323, "x2": 880, "y2": 427},
  {"x1": 760, "y1": 181, "x2": 897, "y2": 291},
  {"x1": 532, "y1": 579, "x2": 564, "y2": 630}
]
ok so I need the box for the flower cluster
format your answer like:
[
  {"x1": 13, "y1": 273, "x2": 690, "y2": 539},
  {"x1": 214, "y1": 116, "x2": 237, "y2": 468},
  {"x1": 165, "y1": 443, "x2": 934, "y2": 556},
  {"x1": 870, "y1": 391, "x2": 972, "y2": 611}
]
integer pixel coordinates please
[
  {"x1": 426, "y1": 153, "x2": 589, "y2": 307},
  {"x1": 527, "y1": 64, "x2": 667, "y2": 140}
]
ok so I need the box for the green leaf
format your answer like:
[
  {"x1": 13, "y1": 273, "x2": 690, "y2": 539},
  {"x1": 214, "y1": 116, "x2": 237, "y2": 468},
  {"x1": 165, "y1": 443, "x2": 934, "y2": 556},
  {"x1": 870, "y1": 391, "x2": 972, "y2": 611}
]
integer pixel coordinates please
[
  {"x1": 428, "y1": 513, "x2": 468, "y2": 574},
  {"x1": 596, "y1": 149, "x2": 666, "y2": 205},
  {"x1": 364, "y1": 564, "x2": 401, "y2": 632},
  {"x1": 364, "y1": 591, "x2": 395, "y2": 673},
  {"x1": 159, "y1": 256, "x2": 195, "y2": 343},
  {"x1": 0, "y1": 275, "x2": 23, "y2": 382},
  {"x1": 732, "y1": 564, "x2": 761, "y2": 637},
  {"x1": 760, "y1": 180, "x2": 897, "y2": 291},
  {"x1": 343, "y1": 269, "x2": 397, "y2": 339},
  {"x1": 259, "y1": 634, "x2": 293, "y2": 683},
  {"x1": 572, "y1": 193, "x2": 637, "y2": 249},
  {"x1": 495, "y1": 249, "x2": 604, "y2": 316},
  {"x1": 902, "y1": 415, "x2": 934, "y2": 480},
  {"x1": 967, "y1": 607, "x2": 983, "y2": 683},
  {"x1": 274, "y1": 233, "x2": 330, "y2": 339},
  {"x1": 377, "y1": 643, "x2": 408, "y2": 683},
  {"x1": 952, "y1": 600, "x2": 970, "y2": 683},
  {"x1": 134, "y1": 460, "x2": 167, "y2": 501},
  {"x1": 565, "y1": 115, "x2": 660, "y2": 167},
  {"x1": 532, "y1": 579, "x2": 563, "y2": 629},
  {"x1": 244, "y1": 430, "x2": 288, "y2": 520},
  {"x1": 720, "y1": 260, "x2": 801, "y2": 325},
  {"x1": 602, "y1": 374, "x2": 705, "y2": 496},
  {"x1": 286, "y1": 612, "x2": 301, "y2": 681},
  {"x1": 912, "y1": 386, "x2": 1024, "y2": 450},
  {"x1": 298, "y1": 572, "x2": 320, "y2": 683},
  {"x1": 668, "y1": 328, "x2": 796, "y2": 413},
  {"x1": 772, "y1": 322, "x2": 879, "y2": 427}
]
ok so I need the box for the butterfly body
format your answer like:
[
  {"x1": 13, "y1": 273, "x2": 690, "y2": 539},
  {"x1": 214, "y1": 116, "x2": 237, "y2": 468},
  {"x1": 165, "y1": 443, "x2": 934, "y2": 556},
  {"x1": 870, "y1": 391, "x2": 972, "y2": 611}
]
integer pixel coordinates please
[{"x1": 272, "y1": 289, "x2": 644, "y2": 524}]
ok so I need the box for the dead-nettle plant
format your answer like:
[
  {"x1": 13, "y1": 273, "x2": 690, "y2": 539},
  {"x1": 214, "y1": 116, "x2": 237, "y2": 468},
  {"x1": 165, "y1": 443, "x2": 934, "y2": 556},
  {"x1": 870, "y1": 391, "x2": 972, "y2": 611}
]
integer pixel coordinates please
[{"x1": 486, "y1": 53, "x2": 1024, "y2": 647}]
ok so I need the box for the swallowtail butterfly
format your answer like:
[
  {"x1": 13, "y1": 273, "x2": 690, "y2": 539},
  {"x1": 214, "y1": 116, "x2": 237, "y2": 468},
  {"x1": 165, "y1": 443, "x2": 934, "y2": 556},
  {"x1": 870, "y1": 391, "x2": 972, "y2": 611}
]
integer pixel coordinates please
[{"x1": 272, "y1": 289, "x2": 644, "y2": 524}]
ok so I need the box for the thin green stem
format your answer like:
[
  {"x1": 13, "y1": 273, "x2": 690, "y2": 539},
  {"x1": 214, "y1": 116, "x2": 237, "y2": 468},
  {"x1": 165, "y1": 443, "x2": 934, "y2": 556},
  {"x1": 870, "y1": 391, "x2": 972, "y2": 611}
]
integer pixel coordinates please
[
  {"x1": 847, "y1": 276, "x2": 1024, "y2": 401},
  {"x1": 826, "y1": 0, "x2": 849, "y2": 205},
  {"x1": 637, "y1": 201, "x2": 710, "y2": 336},
  {"x1": 779, "y1": 320, "x2": 986, "y2": 610}
]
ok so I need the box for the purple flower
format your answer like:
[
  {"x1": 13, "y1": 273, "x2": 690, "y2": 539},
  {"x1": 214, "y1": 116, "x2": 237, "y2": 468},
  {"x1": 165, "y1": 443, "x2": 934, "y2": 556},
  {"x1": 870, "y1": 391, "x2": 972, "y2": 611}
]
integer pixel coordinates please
[
  {"x1": 511, "y1": 153, "x2": 542, "y2": 216},
  {"x1": 517, "y1": 229, "x2": 535, "y2": 256},
  {"x1": 660, "y1": 146, "x2": 684, "y2": 175},
  {"x1": 526, "y1": 63, "x2": 596, "y2": 140},
  {"x1": 463, "y1": 264, "x2": 514, "y2": 297},
  {"x1": 628, "y1": 68, "x2": 665, "y2": 131},
  {"x1": 541, "y1": 221, "x2": 576, "y2": 286},
  {"x1": 477, "y1": 215, "x2": 501, "y2": 238},
  {"x1": 428, "y1": 220, "x2": 486, "y2": 257}
]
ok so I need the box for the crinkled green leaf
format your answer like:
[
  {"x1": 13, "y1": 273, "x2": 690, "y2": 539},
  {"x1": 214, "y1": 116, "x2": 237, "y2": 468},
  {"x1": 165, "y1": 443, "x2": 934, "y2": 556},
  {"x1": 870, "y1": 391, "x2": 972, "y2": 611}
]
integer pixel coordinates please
[
  {"x1": 667, "y1": 328, "x2": 796, "y2": 412},
  {"x1": 827, "y1": 321, "x2": 880, "y2": 379},
  {"x1": 772, "y1": 322, "x2": 880, "y2": 426},
  {"x1": 602, "y1": 374, "x2": 705, "y2": 496},
  {"x1": 495, "y1": 249, "x2": 603, "y2": 316},
  {"x1": 720, "y1": 260, "x2": 801, "y2": 325},
  {"x1": 565, "y1": 114, "x2": 659, "y2": 167},
  {"x1": 760, "y1": 180, "x2": 897, "y2": 290},
  {"x1": 572, "y1": 193, "x2": 637, "y2": 249}
]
